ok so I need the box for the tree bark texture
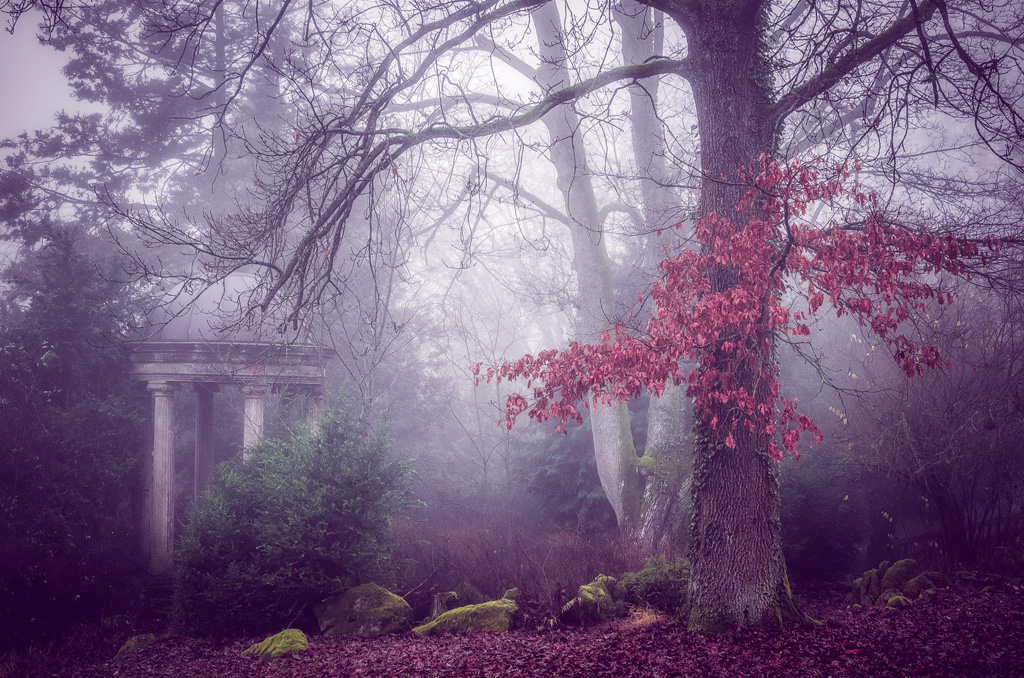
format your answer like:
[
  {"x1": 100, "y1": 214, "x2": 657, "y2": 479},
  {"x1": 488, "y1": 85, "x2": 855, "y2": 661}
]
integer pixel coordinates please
[{"x1": 661, "y1": 0, "x2": 804, "y2": 632}]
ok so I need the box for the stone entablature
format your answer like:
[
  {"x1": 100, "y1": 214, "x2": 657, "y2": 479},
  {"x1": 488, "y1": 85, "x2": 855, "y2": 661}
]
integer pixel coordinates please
[{"x1": 130, "y1": 341, "x2": 324, "y2": 386}]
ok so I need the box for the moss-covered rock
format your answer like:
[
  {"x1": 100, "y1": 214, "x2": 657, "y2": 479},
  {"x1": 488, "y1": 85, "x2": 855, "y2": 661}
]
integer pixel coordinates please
[
  {"x1": 242, "y1": 629, "x2": 308, "y2": 660},
  {"x1": 315, "y1": 583, "x2": 413, "y2": 638},
  {"x1": 579, "y1": 575, "x2": 618, "y2": 622},
  {"x1": 880, "y1": 558, "x2": 918, "y2": 592},
  {"x1": 847, "y1": 568, "x2": 881, "y2": 607},
  {"x1": 904, "y1": 571, "x2": 950, "y2": 598},
  {"x1": 885, "y1": 595, "x2": 911, "y2": 610},
  {"x1": 502, "y1": 588, "x2": 520, "y2": 600},
  {"x1": 115, "y1": 633, "x2": 156, "y2": 660},
  {"x1": 556, "y1": 575, "x2": 624, "y2": 626},
  {"x1": 453, "y1": 581, "x2": 487, "y2": 606},
  {"x1": 412, "y1": 598, "x2": 518, "y2": 636},
  {"x1": 875, "y1": 588, "x2": 902, "y2": 608},
  {"x1": 903, "y1": 573, "x2": 931, "y2": 599}
]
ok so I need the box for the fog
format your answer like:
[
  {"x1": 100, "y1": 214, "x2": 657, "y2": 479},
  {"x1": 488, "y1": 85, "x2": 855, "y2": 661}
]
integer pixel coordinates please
[{"x1": 1, "y1": 0, "x2": 1023, "y2": 651}]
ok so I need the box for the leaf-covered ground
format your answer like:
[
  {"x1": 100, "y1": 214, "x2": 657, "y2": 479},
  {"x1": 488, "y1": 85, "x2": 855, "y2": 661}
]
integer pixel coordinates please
[{"x1": 13, "y1": 587, "x2": 1024, "y2": 678}]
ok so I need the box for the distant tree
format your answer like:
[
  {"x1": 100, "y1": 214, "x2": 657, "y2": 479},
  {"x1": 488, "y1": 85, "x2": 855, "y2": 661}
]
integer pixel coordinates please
[
  {"x1": 1, "y1": 0, "x2": 68, "y2": 33},
  {"x1": 0, "y1": 221, "x2": 144, "y2": 646}
]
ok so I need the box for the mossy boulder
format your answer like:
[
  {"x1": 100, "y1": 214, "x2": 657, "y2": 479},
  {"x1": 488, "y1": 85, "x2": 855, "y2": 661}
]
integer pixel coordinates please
[
  {"x1": 848, "y1": 568, "x2": 881, "y2": 607},
  {"x1": 885, "y1": 595, "x2": 911, "y2": 610},
  {"x1": 242, "y1": 629, "x2": 308, "y2": 660},
  {"x1": 314, "y1": 583, "x2": 413, "y2": 638},
  {"x1": 850, "y1": 559, "x2": 951, "y2": 608},
  {"x1": 880, "y1": 558, "x2": 919, "y2": 592},
  {"x1": 115, "y1": 633, "x2": 156, "y2": 660},
  {"x1": 560, "y1": 575, "x2": 621, "y2": 625},
  {"x1": 904, "y1": 571, "x2": 951, "y2": 598},
  {"x1": 412, "y1": 598, "x2": 518, "y2": 636},
  {"x1": 502, "y1": 588, "x2": 520, "y2": 600},
  {"x1": 875, "y1": 588, "x2": 902, "y2": 608},
  {"x1": 579, "y1": 575, "x2": 618, "y2": 621}
]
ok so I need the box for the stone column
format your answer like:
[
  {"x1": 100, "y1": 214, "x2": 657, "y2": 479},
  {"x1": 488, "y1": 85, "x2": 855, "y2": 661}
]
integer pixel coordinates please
[
  {"x1": 242, "y1": 382, "x2": 270, "y2": 458},
  {"x1": 306, "y1": 386, "x2": 326, "y2": 435},
  {"x1": 194, "y1": 383, "x2": 219, "y2": 501},
  {"x1": 148, "y1": 381, "x2": 176, "y2": 575}
]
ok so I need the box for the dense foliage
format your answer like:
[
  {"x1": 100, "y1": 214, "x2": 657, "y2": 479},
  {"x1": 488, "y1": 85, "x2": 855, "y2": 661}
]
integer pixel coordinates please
[
  {"x1": 615, "y1": 556, "x2": 691, "y2": 616},
  {"x1": 523, "y1": 417, "x2": 617, "y2": 534},
  {"x1": 173, "y1": 407, "x2": 413, "y2": 636},
  {"x1": 0, "y1": 223, "x2": 144, "y2": 647}
]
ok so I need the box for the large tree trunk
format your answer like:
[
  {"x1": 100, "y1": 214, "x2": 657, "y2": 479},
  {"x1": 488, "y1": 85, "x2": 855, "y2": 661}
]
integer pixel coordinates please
[{"x1": 665, "y1": 0, "x2": 805, "y2": 632}]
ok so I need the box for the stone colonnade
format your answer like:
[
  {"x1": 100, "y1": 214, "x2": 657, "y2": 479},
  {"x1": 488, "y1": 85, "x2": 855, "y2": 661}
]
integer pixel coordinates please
[{"x1": 131, "y1": 342, "x2": 325, "y2": 574}]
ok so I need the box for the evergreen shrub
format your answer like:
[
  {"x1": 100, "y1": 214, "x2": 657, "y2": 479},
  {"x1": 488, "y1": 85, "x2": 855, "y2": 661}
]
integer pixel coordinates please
[
  {"x1": 173, "y1": 407, "x2": 412, "y2": 635},
  {"x1": 615, "y1": 556, "x2": 690, "y2": 615},
  {"x1": 0, "y1": 225, "x2": 144, "y2": 648}
]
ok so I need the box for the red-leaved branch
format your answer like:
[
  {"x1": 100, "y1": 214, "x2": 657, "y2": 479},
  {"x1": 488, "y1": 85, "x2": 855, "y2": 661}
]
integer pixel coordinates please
[{"x1": 474, "y1": 157, "x2": 1005, "y2": 460}]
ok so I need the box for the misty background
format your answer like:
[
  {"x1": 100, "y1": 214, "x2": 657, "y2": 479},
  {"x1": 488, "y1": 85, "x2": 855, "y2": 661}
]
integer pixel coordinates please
[{"x1": 1, "y1": 0, "x2": 1022, "y2": 647}]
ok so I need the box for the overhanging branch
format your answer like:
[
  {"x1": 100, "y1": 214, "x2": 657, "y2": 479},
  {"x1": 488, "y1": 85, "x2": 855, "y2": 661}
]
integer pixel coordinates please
[
  {"x1": 769, "y1": 0, "x2": 938, "y2": 129},
  {"x1": 387, "y1": 58, "x2": 690, "y2": 153}
]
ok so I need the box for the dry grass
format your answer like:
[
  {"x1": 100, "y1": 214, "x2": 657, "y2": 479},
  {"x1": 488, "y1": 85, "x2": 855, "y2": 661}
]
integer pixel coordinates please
[{"x1": 618, "y1": 605, "x2": 668, "y2": 630}]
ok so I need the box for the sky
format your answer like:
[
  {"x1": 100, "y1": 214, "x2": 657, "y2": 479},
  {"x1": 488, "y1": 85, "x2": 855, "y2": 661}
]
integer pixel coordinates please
[{"x1": 0, "y1": 21, "x2": 100, "y2": 141}]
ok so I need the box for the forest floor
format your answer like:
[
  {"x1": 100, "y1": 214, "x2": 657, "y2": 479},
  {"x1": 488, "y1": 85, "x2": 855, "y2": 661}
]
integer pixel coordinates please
[{"x1": 7, "y1": 585, "x2": 1024, "y2": 678}]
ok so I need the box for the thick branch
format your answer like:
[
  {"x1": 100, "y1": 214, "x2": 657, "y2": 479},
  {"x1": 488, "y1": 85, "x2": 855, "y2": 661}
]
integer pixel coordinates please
[
  {"x1": 769, "y1": 0, "x2": 938, "y2": 128},
  {"x1": 388, "y1": 57, "x2": 689, "y2": 153}
]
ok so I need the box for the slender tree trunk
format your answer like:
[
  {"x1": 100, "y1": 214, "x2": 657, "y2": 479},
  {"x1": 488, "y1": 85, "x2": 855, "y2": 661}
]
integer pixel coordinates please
[
  {"x1": 616, "y1": 0, "x2": 693, "y2": 551},
  {"x1": 532, "y1": 3, "x2": 643, "y2": 530},
  {"x1": 534, "y1": 2, "x2": 696, "y2": 546},
  {"x1": 667, "y1": 0, "x2": 804, "y2": 632}
]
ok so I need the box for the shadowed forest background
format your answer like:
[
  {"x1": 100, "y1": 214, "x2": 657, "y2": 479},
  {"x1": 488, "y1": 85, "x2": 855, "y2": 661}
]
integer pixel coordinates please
[{"x1": 1, "y1": 0, "x2": 1023, "y2": 672}]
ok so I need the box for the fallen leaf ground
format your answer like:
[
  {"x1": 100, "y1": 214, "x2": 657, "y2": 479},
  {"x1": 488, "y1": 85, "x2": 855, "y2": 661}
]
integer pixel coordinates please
[{"x1": 12, "y1": 587, "x2": 1024, "y2": 678}]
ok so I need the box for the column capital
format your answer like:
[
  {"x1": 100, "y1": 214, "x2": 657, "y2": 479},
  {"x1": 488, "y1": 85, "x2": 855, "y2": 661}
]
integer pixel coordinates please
[
  {"x1": 241, "y1": 381, "x2": 271, "y2": 396},
  {"x1": 147, "y1": 380, "x2": 177, "y2": 395}
]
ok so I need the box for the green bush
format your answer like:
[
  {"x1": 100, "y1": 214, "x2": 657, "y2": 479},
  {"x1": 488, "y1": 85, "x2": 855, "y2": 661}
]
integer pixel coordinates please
[
  {"x1": 173, "y1": 406, "x2": 412, "y2": 636},
  {"x1": 615, "y1": 556, "x2": 690, "y2": 615},
  {"x1": 0, "y1": 224, "x2": 144, "y2": 648}
]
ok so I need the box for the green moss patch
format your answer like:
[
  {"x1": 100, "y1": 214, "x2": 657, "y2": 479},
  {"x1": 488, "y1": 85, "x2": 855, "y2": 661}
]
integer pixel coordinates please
[
  {"x1": 880, "y1": 559, "x2": 919, "y2": 592},
  {"x1": 241, "y1": 629, "x2": 308, "y2": 660},
  {"x1": 115, "y1": 634, "x2": 156, "y2": 660},
  {"x1": 412, "y1": 599, "x2": 518, "y2": 636}
]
